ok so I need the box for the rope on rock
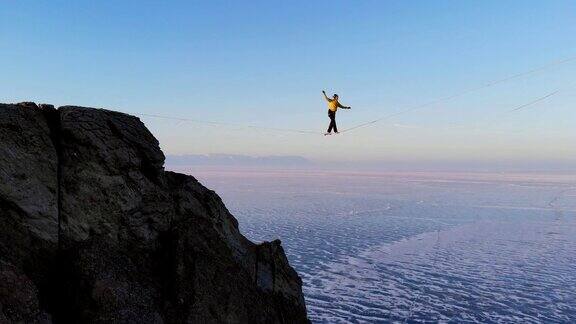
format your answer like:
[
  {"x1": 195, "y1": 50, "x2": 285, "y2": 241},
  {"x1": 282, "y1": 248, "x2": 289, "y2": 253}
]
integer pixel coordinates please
[{"x1": 138, "y1": 113, "x2": 320, "y2": 134}]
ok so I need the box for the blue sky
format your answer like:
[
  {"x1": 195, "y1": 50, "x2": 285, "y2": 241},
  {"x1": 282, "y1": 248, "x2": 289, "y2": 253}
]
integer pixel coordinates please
[{"x1": 2, "y1": 1, "x2": 575, "y2": 164}]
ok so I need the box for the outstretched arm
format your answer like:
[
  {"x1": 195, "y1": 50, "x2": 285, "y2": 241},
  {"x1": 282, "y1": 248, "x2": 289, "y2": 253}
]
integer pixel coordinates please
[
  {"x1": 322, "y1": 90, "x2": 331, "y2": 102},
  {"x1": 338, "y1": 102, "x2": 351, "y2": 109}
]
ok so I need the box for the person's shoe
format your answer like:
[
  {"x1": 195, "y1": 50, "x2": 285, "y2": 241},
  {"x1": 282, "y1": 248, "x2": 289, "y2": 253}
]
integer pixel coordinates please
[
  {"x1": 334, "y1": 131, "x2": 339, "y2": 134},
  {"x1": 324, "y1": 132, "x2": 331, "y2": 136}
]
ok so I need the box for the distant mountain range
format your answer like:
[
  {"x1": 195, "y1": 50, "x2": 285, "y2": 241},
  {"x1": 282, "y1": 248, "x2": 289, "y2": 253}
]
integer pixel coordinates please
[{"x1": 166, "y1": 154, "x2": 313, "y2": 167}]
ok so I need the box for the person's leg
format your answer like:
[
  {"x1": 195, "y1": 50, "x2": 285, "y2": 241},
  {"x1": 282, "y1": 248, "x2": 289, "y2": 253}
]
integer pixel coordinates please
[
  {"x1": 327, "y1": 110, "x2": 335, "y2": 133},
  {"x1": 333, "y1": 112, "x2": 338, "y2": 133}
]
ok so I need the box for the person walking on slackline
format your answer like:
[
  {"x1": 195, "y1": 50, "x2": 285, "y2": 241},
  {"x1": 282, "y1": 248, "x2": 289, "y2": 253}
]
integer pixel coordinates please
[{"x1": 322, "y1": 90, "x2": 351, "y2": 135}]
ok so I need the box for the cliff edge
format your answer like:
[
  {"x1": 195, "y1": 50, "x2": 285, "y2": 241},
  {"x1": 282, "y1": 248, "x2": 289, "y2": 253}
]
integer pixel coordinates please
[{"x1": 0, "y1": 102, "x2": 308, "y2": 323}]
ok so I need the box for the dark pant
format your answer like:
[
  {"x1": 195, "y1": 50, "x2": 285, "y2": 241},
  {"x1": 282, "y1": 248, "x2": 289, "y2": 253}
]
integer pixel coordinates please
[{"x1": 327, "y1": 110, "x2": 337, "y2": 133}]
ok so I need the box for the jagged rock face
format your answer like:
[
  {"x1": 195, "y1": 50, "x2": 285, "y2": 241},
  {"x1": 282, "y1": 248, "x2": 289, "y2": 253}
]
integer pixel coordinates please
[{"x1": 0, "y1": 103, "x2": 308, "y2": 323}]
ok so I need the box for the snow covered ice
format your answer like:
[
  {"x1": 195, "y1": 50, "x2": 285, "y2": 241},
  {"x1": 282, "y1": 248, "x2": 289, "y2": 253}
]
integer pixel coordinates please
[{"x1": 174, "y1": 168, "x2": 576, "y2": 323}]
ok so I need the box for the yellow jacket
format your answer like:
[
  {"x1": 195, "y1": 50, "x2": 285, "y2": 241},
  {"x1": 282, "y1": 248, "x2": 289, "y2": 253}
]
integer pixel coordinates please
[{"x1": 323, "y1": 93, "x2": 349, "y2": 112}]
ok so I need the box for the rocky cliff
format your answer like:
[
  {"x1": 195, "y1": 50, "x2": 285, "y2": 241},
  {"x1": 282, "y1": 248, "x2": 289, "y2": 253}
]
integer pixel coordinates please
[{"x1": 0, "y1": 102, "x2": 308, "y2": 323}]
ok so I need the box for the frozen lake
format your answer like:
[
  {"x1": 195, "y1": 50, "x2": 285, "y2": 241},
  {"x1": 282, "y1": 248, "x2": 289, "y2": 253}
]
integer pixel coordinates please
[{"x1": 171, "y1": 168, "x2": 576, "y2": 323}]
